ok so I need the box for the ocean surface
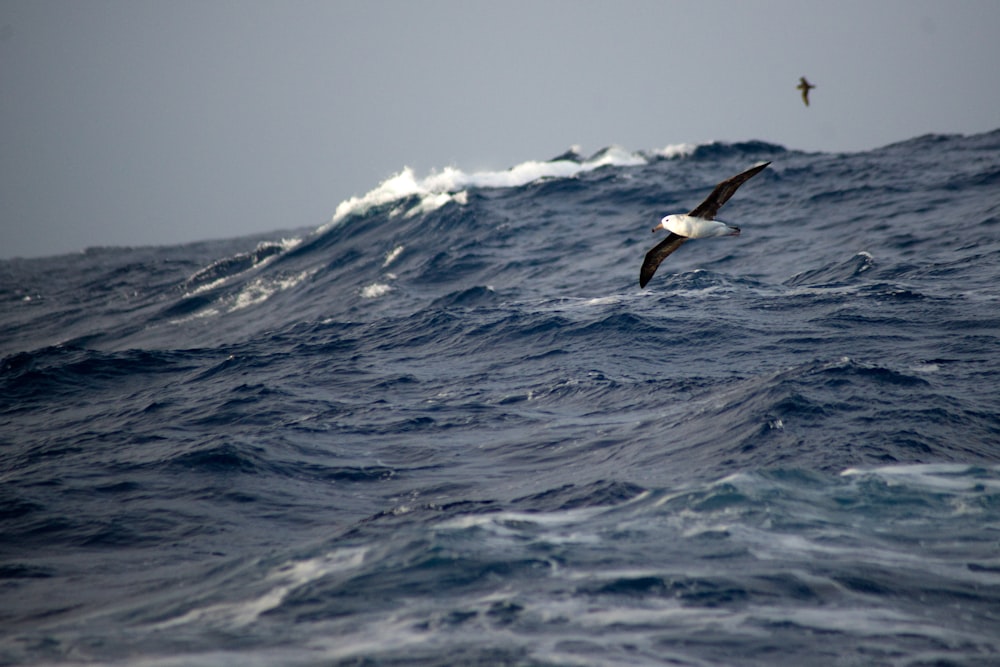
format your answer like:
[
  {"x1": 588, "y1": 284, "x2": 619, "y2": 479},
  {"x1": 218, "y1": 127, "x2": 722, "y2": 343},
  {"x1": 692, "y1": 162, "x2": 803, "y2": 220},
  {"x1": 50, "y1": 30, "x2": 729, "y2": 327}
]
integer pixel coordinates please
[{"x1": 2, "y1": 129, "x2": 1000, "y2": 666}]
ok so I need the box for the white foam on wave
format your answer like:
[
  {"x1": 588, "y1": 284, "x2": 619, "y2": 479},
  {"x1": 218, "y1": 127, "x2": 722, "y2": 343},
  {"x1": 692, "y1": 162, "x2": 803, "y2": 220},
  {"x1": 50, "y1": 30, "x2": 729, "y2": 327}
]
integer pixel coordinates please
[
  {"x1": 840, "y1": 463, "x2": 1000, "y2": 492},
  {"x1": 184, "y1": 237, "x2": 302, "y2": 298},
  {"x1": 655, "y1": 142, "x2": 699, "y2": 159},
  {"x1": 171, "y1": 269, "x2": 311, "y2": 325},
  {"x1": 152, "y1": 547, "x2": 368, "y2": 631},
  {"x1": 361, "y1": 282, "x2": 392, "y2": 299},
  {"x1": 382, "y1": 245, "x2": 404, "y2": 268},
  {"x1": 168, "y1": 306, "x2": 221, "y2": 326},
  {"x1": 322, "y1": 167, "x2": 466, "y2": 232},
  {"x1": 322, "y1": 145, "x2": 664, "y2": 232},
  {"x1": 229, "y1": 269, "x2": 314, "y2": 312}
]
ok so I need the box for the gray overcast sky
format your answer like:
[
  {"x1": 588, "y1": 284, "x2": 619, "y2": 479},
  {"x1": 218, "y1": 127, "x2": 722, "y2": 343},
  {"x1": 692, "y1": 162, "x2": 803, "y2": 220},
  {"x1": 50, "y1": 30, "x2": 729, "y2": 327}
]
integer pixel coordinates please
[{"x1": 2, "y1": 1, "x2": 998, "y2": 259}]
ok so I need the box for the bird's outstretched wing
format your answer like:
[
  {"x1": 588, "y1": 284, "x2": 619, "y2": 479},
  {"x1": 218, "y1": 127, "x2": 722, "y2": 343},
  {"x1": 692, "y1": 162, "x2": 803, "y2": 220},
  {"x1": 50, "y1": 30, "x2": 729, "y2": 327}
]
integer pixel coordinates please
[
  {"x1": 797, "y1": 77, "x2": 815, "y2": 106},
  {"x1": 639, "y1": 233, "x2": 687, "y2": 288},
  {"x1": 687, "y1": 161, "x2": 770, "y2": 220}
]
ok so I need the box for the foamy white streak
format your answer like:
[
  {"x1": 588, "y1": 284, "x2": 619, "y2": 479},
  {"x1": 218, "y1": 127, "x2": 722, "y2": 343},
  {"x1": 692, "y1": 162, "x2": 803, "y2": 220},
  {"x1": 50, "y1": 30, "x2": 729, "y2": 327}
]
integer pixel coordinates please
[
  {"x1": 382, "y1": 245, "x2": 404, "y2": 268},
  {"x1": 229, "y1": 269, "x2": 313, "y2": 311},
  {"x1": 153, "y1": 547, "x2": 368, "y2": 630}
]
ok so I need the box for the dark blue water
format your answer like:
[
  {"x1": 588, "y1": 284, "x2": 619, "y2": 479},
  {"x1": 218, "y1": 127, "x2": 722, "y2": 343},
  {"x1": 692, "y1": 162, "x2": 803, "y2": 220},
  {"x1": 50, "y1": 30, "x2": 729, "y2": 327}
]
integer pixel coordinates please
[{"x1": 3, "y1": 130, "x2": 1000, "y2": 666}]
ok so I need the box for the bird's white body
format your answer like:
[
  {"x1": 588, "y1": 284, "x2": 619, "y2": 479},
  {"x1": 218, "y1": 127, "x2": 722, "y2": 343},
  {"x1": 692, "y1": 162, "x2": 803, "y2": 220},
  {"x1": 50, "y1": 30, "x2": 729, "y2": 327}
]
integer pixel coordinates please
[{"x1": 657, "y1": 214, "x2": 740, "y2": 238}]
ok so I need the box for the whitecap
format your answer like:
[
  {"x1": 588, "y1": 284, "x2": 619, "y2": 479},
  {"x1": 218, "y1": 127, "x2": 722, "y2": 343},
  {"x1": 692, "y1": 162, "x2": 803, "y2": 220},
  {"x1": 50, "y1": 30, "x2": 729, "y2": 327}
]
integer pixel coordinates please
[
  {"x1": 840, "y1": 463, "x2": 1000, "y2": 492},
  {"x1": 152, "y1": 547, "x2": 367, "y2": 630},
  {"x1": 404, "y1": 190, "x2": 464, "y2": 218},
  {"x1": 361, "y1": 283, "x2": 392, "y2": 299},
  {"x1": 229, "y1": 269, "x2": 313, "y2": 312},
  {"x1": 323, "y1": 145, "x2": 651, "y2": 230},
  {"x1": 183, "y1": 237, "x2": 301, "y2": 297},
  {"x1": 654, "y1": 142, "x2": 699, "y2": 159},
  {"x1": 910, "y1": 362, "x2": 940, "y2": 373},
  {"x1": 382, "y1": 245, "x2": 404, "y2": 268}
]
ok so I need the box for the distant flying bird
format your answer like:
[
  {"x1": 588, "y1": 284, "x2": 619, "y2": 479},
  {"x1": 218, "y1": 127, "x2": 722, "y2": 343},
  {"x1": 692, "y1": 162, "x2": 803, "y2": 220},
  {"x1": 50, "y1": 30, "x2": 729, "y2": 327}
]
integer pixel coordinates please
[
  {"x1": 797, "y1": 76, "x2": 816, "y2": 106},
  {"x1": 639, "y1": 162, "x2": 771, "y2": 288}
]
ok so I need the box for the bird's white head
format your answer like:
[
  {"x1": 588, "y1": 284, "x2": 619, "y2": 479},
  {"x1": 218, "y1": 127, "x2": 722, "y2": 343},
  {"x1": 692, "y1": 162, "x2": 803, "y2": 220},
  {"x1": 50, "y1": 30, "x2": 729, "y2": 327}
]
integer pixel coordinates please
[{"x1": 653, "y1": 214, "x2": 676, "y2": 233}]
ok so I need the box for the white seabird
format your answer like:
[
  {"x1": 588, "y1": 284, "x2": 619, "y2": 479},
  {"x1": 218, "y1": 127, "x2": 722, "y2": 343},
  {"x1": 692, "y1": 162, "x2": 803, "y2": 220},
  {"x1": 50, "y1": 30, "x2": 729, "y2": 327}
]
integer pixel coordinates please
[{"x1": 639, "y1": 161, "x2": 770, "y2": 288}]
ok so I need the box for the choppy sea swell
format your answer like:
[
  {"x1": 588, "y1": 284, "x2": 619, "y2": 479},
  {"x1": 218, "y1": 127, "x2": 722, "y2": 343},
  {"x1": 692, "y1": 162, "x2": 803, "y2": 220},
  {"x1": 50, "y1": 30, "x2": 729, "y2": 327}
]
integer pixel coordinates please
[{"x1": 2, "y1": 130, "x2": 1000, "y2": 666}]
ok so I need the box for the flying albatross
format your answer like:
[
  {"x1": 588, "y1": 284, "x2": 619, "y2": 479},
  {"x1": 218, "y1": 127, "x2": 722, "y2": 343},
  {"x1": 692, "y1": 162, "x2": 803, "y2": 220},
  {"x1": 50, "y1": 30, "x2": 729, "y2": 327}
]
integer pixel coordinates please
[
  {"x1": 797, "y1": 76, "x2": 816, "y2": 106},
  {"x1": 639, "y1": 161, "x2": 770, "y2": 288}
]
